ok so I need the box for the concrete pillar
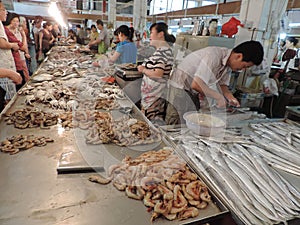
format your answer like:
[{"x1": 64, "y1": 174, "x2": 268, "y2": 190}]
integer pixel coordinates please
[
  {"x1": 133, "y1": 0, "x2": 147, "y2": 32},
  {"x1": 236, "y1": 0, "x2": 289, "y2": 68},
  {"x1": 108, "y1": 0, "x2": 116, "y2": 28}
]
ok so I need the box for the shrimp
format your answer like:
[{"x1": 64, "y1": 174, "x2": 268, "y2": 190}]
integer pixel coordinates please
[
  {"x1": 173, "y1": 185, "x2": 188, "y2": 208},
  {"x1": 178, "y1": 207, "x2": 199, "y2": 220}
]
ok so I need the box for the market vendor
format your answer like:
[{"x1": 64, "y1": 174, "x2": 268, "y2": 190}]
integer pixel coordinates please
[
  {"x1": 165, "y1": 40, "x2": 264, "y2": 125},
  {"x1": 137, "y1": 22, "x2": 175, "y2": 126}
]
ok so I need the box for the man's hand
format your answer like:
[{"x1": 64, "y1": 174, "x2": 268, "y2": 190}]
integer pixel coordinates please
[{"x1": 225, "y1": 95, "x2": 240, "y2": 107}]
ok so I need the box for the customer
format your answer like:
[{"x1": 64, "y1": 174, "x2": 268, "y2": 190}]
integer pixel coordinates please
[
  {"x1": 38, "y1": 21, "x2": 55, "y2": 60},
  {"x1": 4, "y1": 12, "x2": 29, "y2": 90},
  {"x1": 20, "y1": 16, "x2": 37, "y2": 75},
  {"x1": 88, "y1": 19, "x2": 109, "y2": 54},
  {"x1": 137, "y1": 22, "x2": 176, "y2": 125},
  {"x1": 66, "y1": 29, "x2": 77, "y2": 44},
  {"x1": 0, "y1": 1, "x2": 19, "y2": 102},
  {"x1": 75, "y1": 24, "x2": 85, "y2": 45},
  {"x1": 108, "y1": 25, "x2": 137, "y2": 64},
  {"x1": 32, "y1": 15, "x2": 43, "y2": 53},
  {"x1": 165, "y1": 40, "x2": 264, "y2": 125},
  {"x1": 87, "y1": 24, "x2": 99, "y2": 52}
]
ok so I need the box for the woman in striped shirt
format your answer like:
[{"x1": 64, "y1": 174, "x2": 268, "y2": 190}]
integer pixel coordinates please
[{"x1": 137, "y1": 22, "x2": 175, "y2": 125}]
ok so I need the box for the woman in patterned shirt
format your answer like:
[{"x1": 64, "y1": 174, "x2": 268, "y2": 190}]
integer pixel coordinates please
[{"x1": 137, "y1": 22, "x2": 175, "y2": 125}]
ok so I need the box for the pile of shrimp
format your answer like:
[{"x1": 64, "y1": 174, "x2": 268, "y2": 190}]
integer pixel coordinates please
[{"x1": 88, "y1": 147, "x2": 211, "y2": 222}]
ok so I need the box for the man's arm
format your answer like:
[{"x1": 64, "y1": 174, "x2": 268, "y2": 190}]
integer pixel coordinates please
[
  {"x1": 191, "y1": 76, "x2": 227, "y2": 108},
  {"x1": 0, "y1": 37, "x2": 19, "y2": 51},
  {"x1": 220, "y1": 85, "x2": 240, "y2": 107},
  {"x1": 0, "y1": 68, "x2": 22, "y2": 84}
]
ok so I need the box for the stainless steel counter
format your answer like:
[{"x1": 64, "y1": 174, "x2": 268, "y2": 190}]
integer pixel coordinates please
[{"x1": 0, "y1": 47, "x2": 229, "y2": 225}]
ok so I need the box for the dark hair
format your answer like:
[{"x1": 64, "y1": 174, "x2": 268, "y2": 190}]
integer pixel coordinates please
[
  {"x1": 3, "y1": 12, "x2": 19, "y2": 26},
  {"x1": 43, "y1": 21, "x2": 52, "y2": 29},
  {"x1": 286, "y1": 37, "x2": 299, "y2": 46},
  {"x1": 76, "y1": 24, "x2": 81, "y2": 29},
  {"x1": 113, "y1": 27, "x2": 119, "y2": 36},
  {"x1": 91, "y1": 24, "x2": 96, "y2": 30},
  {"x1": 117, "y1": 25, "x2": 134, "y2": 42},
  {"x1": 232, "y1": 40, "x2": 264, "y2": 65},
  {"x1": 150, "y1": 22, "x2": 176, "y2": 46},
  {"x1": 96, "y1": 19, "x2": 103, "y2": 26}
]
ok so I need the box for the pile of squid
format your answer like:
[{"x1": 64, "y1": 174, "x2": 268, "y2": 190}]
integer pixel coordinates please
[
  {"x1": 88, "y1": 147, "x2": 211, "y2": 222},
  {"x1": 0, "y1": 135, "x2": 54, "y2": 155},
  {"x1": 176, "y1": 121, "x2": 300, "y2": 225},
  {"x1": 4, "y1": 108, "x2": 58, "y2": 129},
  {"x1": 86, "y1": 117, "x2": 161, "y2": 146}
]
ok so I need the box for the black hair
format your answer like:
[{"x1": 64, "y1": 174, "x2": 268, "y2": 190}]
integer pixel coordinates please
[
  {"x1": 232, "y1": 40, "x2": 264, "y2": 65},
  {"x1": 3, "y1": 12, "x2": 19, "y2": 26},
  {"x1": 286, "y1": 37, "x2": 299, "y2": 46},
  {"x1": 96, "y1": 19, "x2": 103, "y2": 26},
  {"x1": 113, "y1": 27, "x2": 119, "y2": 36},
  {"x1": 91, "y1": 24, "x2": 96, "y2": 30},
  {"x1": 76, "y1": 24, "x2": 81, "y2": 29},
  {"x1": 43, "y1": 21, "x2": 52, "y2": 29},
  {"x1": 117, "y1": 25, "x2": 134, "y2": 42},
  {"x1": 150, "y1": 22, "x2": 176, "y2": 46}
]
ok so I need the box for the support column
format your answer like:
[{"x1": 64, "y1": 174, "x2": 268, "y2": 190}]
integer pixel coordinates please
[
  {"x1": 236, "y1": 0, "x2": 288, "y2": 67},
  {"x1": 108, "y1": 0, "x2": 116, "y2": 28},
  {"x1": 133, "y1": 0, "x2": 147, "y2": 32}
]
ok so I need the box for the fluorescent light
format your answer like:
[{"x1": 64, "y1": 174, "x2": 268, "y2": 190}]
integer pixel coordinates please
[
  {"x1": 48, "y1": 2, "x2": 67, "y2": 28},
  {"x1": 289, "y1": 23, "x2": 300, "y2": 28}
]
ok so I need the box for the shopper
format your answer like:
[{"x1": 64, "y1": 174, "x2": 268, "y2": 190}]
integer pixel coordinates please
[
  {"x1": 75, "y1": 24, "x2": 84, "y2": 45},
  {"x1": 4, "y1": 12, "x2": 29, "y2": 90},
  {"x1": 38, "y1": 21, "x2": 55, "y2": 61},
  {"x1": 20, "y1": 16, "x2": 37, "y2": 75},
  {"x1": 5, "y1": 14, "x2": 30, "y2": 83},
  {"x1": 88, "y1": 19, "x2": 110, "y2": 54},
  {"x1": 0, "y1": 2, "x2": 19, "y2": 102},
  {"x1": 137, "y1": 22, "x2": 176, "y2": 125},
  {"x1": 66, "y1": 29, "x2": 77, "y2": 44},
  {"x1": 32, "y1": 15, "x2": 43, "y2": 53},
  {"x1": 165, "y1": 40, "x2": 264, "y2": 125},
  {"x1": 87, "y1": 24, "x2": 99, "y2": 52},
  {"x1": 108, "y1": 25, "x2": 137, "y2": 64}
]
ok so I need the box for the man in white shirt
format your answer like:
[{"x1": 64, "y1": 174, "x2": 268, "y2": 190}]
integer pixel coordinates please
[{"x1": 165, "y1": 40, "x2": 264, "y2": 125}]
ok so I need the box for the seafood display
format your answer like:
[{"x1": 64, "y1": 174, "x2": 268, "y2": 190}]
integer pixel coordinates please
[
  {"x1": 4, "y1": 108, "x2": 58, "y2": 129},
  {"x1": 163, "y1": 120, "x2": 300, "y2": 225},
  {"x1": 0, "y1": 135, "x2": 54, "y2": 155},
  {"x1": 86, "y1": 117, "x2": 161, "y2": 146},
  {"x1": 88, "y1": 147, "x2": 211, "y2": 222}
]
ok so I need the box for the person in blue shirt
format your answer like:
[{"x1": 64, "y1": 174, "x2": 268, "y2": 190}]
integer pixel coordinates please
[{"x1": 108, "y1": 25, "x2": 137, "y2": 64}]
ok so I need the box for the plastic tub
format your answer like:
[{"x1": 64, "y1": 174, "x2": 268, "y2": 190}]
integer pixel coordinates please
[{"x1": 183, "y1": 111, "x2": 226, "y2": 136}]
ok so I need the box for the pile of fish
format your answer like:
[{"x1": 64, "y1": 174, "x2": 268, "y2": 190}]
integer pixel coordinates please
[
  {"x1": 88, "y1": 147, "x2": 212, "y2": 222},
  {"x1": 248, "y1": 121, "x2": 300, "y2": 176},
  {"x1": 170, "y1": 120, "x2": 300, "y2": 225},
  {"x1": 0, "y1": 135, "x2": 54, "y2": 155}
]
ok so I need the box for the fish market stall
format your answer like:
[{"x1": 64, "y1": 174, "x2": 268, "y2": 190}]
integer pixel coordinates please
[
  {"x1": 160, "y1": 115, "x2": 300, "y2": 225},
  {"x1": 0, "y1": 46, "x2": 231, "y2": 225}
]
